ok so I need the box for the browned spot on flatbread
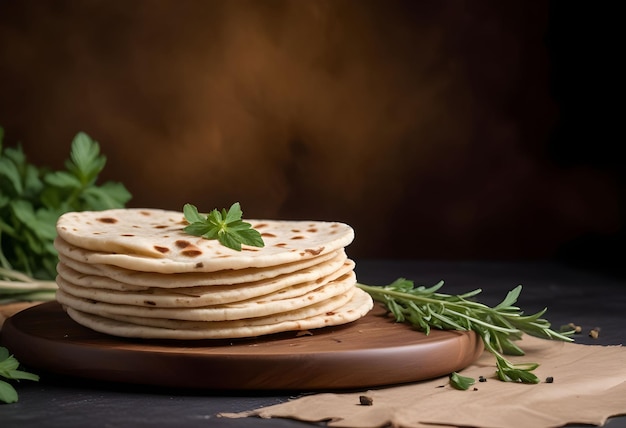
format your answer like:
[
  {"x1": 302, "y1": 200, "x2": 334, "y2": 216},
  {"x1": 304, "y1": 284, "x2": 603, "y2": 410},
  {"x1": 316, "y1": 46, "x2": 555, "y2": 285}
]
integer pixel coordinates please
[
  {"x1": 154, "y1": 245, "x2": 170, "y2": 254},
  {"x1": 274, "y1": 243, "x2": 287, "y2": 247},
  {"x1": 144, "y1": 300, "x2": 156, "y2": 306},
  {"x1": 154, "y1": 225, "x2": 168, "y2": 229},
  {"x1": 195, "y1": 262, "x2": 204, "y2": 268},
  {"x1": 307, "y1": 228, "x2": 318, "y2": 233},
  {"x1": 261, "y1": 233, "x2": 276, "y2": 238},
  {"x1": 181, "y1": 249, "x2": 202, "y2": 257},
  {"x1": 139, "y1": 211, "x2": 152, "y2": 216},
  {"x1": 97, "y1": 217, "x2": 118, "y2": 224},
  {"x1": 291, "y1": 236, "x2": 305, "y2": 240},
  {"x1": 254, "y1": 223, "x2": 268, "y2": 229},
  {"x1": 175, "y1": 240, "x2": 191, "y2": 249},
  {"x1": 305, "y1": 247, "x2": 324, "y2": 256},
  {"x1": 120, "y1": 234, "x2": 135, "y2": 237}
]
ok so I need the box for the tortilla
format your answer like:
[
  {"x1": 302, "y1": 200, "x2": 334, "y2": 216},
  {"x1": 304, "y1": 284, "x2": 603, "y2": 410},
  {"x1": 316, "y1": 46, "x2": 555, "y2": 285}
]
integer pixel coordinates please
[
  {"x1": 56, "y1": 259, "x2": 355, "y2": 307},
  {"x1": 68, "y1": 288, "x2": 356, "y2": 331},
  {"x1": 62, "y1": 288, "x2": 373, "y2": 339},
  {"x1": 56, "y1": 270, "x2": 357, "y2": 321},
  {"x1": 54, "y1": 208, "x2": 372, "y2": 340},
  {"x1": 55, "y1": 209, "x2": 354, "y2": 273},
  {"x1": 56, "y1": 246, "x2": 345, "y2": 288}
]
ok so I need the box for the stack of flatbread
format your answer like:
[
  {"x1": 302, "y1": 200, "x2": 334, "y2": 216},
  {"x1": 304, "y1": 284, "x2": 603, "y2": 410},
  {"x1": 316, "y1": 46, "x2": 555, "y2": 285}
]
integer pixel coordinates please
[{"x1": 53, "y1": 208, "x2": 373, "y2": 340}]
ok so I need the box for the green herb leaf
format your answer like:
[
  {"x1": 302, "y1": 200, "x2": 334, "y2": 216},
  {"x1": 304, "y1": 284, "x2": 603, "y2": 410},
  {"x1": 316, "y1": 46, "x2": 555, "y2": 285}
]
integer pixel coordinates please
[
  {"x1": 449, "y1": 372, "x2": 475, "y2": 390},
  {"x1": 0, "y1": 380, "x2": 18, "y2": 404},
  {"x1": 65, "y1": 132, "x2": 107, "y2": 186},
  {"x1": 0, "y1": 346, "x2": 39, "y2": 404},
  {"x1": 183, "y1": 203, "x2": 265, "y2": 251},
  {"x1": 357, "y1": 280, "x2": 574, "y2": 384}
]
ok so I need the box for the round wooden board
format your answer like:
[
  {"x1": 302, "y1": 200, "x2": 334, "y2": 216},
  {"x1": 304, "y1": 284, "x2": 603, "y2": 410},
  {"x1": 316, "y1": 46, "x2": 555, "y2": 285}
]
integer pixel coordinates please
[{"x1": 1, "y1": 301, "x2": 483, "y2": 390}]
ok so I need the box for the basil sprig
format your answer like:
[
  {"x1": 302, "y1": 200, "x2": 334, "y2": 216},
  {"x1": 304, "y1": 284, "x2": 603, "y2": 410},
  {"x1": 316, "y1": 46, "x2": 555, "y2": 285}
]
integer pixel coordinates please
[{"x1": 183, "y1": 202, "x2": 264, "y2": 251}]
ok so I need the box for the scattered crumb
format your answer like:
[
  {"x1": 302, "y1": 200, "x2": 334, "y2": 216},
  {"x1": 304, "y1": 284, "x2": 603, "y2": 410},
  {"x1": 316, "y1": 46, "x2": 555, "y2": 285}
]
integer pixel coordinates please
[
  {"x1": 478, "y1": 376, "x2": 487, "y2": 383},
  {"x1": 546, "y1": 376, "x2": 554, "y2": 383},
  {"x1": 569, "y1": 323, "x2": 582, "y2": 333},
  {"x1": 359, "y1": 395, "x2": 374, "y2": 406},
  {"x1": 589, "y1": 327, "x2": 601, "y2": 339}
]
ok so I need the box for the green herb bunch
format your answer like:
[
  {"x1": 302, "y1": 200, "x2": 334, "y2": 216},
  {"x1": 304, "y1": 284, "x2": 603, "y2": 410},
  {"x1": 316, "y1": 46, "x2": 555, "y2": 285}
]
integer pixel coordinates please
[
  {"x1": 0, "y1": 128, "x2": 131, "y2": 300},
  {"x1": 358, "y1": 279, "x2": 574, "y2": 386}
]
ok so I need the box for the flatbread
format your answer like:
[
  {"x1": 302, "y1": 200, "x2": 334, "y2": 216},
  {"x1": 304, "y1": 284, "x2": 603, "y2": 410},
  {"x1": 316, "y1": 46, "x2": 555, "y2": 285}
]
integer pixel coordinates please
[
  {"x1": 56, "y1": 247, "x2": 345, "y2": 288},
  {"x1": 56, "y1": 259, "x2": 355, "y2": 307},
  {"x1": 62, "y1": 288, "x2": 373, "y2": 339},
  {"x1": 56, "y1": 209, "x2": 354, "y2": 273},
  {"x1": 54, "y1": 208, "x2": 372, "y2": 340},
  {"x1": 76, "y1": 289, "x2": 355, "y2": 331},
  {"x1": 56, "y1": 270, "x2": 357, "y2": 321}
]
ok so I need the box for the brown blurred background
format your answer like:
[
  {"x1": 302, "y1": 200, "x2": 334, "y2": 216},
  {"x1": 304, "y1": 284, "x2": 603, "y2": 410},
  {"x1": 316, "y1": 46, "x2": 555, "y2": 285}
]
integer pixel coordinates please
[{"x1": 0, "y1": 1, "x2": 623, "y2": 271}]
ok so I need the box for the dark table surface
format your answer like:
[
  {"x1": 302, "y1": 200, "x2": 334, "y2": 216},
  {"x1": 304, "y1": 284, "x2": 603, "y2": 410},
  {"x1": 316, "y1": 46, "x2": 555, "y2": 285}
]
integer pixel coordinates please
[{"x1": 1, "y1": 260, "x2": 625, "y2": 428}]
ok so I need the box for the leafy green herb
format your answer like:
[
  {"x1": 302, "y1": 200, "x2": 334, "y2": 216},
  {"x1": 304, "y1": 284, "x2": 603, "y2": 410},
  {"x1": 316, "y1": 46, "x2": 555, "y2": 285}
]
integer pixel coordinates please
[
  {"x1": 183, "y1": 203, "x2": 265, "y2": 251},
  {"x1": 357, "y1": 279, "x2": 574, "y2": 384},
  {"x1": 0, "y1": 346, "x2": 40, "y2": 404},
  {"x1": 449, "y1": 372, "x2": 476, "y2": 390},
  {"x1": 0, "y1": 128, "x2": 131, "y2": 300}
]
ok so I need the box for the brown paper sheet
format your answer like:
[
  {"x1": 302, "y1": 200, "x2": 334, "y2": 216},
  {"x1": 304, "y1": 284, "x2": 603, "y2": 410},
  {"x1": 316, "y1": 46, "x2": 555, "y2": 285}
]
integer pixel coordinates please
[{"x1": 222, "y1": 336, "x2": 626, "y2": 427}]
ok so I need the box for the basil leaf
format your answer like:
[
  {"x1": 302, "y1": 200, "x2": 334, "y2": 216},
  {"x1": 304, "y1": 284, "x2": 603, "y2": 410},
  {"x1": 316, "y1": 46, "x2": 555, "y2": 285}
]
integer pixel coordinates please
[{"x1": 183, "y1": 202, "x2": 265, "y2": 251}]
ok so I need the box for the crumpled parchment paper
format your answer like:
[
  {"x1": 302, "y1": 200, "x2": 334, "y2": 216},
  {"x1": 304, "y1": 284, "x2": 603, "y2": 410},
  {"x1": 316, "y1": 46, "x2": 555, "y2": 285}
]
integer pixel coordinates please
[{"x1": 221, "y1": 336, "x2": 626, "y2": 427}]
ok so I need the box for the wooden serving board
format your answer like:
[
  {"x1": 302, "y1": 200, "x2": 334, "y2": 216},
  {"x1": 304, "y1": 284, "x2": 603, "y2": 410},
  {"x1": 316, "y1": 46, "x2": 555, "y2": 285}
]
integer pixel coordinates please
[{"x1": 1, "y1": 301, "x2": 483, "y2": 390}]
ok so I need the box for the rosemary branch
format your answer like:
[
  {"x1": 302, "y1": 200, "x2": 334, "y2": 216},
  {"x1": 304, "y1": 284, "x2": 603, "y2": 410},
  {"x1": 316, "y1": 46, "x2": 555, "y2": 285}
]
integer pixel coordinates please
[{"x1": 357, "y1": 279, "x2": 574, "y2": 384}]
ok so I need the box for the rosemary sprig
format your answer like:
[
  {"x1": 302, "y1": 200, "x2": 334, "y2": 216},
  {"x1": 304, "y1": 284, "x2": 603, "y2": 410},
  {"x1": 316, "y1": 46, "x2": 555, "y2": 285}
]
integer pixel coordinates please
[{"x1": 357, "y1": 279, "x2": 574, "y2": 384}]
